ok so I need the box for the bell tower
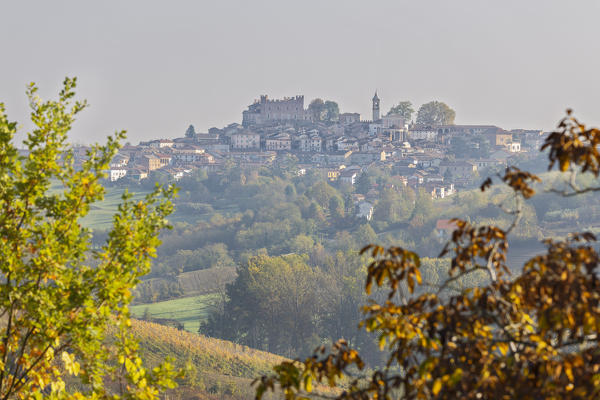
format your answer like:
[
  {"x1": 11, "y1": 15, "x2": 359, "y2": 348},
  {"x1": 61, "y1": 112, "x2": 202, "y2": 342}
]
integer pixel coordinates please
[{"x1": 372, "y1": 91, "x2": 380, "y2": 121}]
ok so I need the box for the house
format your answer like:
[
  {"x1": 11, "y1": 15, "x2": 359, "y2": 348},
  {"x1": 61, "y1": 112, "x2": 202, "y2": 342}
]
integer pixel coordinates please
[
  {"x1": 110, "y1": 153, "x2": 129, "y2": 169},
  {"x1": 172, "y1": 146, "x2": 206, "y2": 163},
  {"x1": 439, "y1": 161, "x2": 478, "y2": 179},
  {"x1": 340, "y1": 169, "x2": 358, "y2": 185},
  {"x1": 472, "y1": 159, "x2": 505, "y2": 170},
  {"x1": 351, "y1": 151, "x2": 386, "y2": 165},
  {"x1": 356, "y1": 201, "x2": 374, "y2": 221},
  {"x1": 336, "y1": 137, "x2": 359, "y2": 152},
  {"x1": 231, "y1": 132, "x2": 260, "y2": 150},
  {"x1": 141, "y1": 154, "x2": 162, "y2": 171},
  {"x1": 109, "y1": 168, "x2": 127, "y2": 182},
  {"x1": 265, "y1": 132, "x2": 292, "y2": 151},
  {"x1": 484, "y1": 129, "x2": 513, "y2": 147},
  {"x1": 382, "y1": 115, "x2": 406, "y2": 129},
  {"x1": 149, "y1": 139, "x2": 174, "y2": 149},
  {"x1": 155, "y1": 153, "x2": 173, "y2": 167},
  {"x1": 127, "y1": 168, "x2": 148, "y2": 181},
  {"x1": 296, "y1": 132, "x2": 322, "y2": 152},
  {"x1": 408, "y1": 126, "x2": 438, "y2": 141},
  {"x1": 435, "y1": 219, "x2": 458, "y2": 240},
  {"x1": 506, "y1": 142, "x2": 521, "y2": 153}
]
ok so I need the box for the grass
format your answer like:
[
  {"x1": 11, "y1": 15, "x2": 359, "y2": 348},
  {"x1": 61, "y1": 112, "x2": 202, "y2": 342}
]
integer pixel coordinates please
[
  {"x1": 80, "y1": 187, "x2": 152, "y2": 230},
  {"x1": 130, "y1": 294, "x2": 219, "y2": 334}
]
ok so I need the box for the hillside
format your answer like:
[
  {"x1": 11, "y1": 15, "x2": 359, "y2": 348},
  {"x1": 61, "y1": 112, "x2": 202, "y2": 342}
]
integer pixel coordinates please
[{"x1": 130, "y1": 319, "x2": 286, "y2": 399}]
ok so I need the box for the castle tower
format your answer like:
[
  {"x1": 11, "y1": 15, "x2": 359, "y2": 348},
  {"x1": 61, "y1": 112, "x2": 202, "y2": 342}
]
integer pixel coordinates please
[{"x1": 372, "y1": 91, "x2": 380, "y2": 121}]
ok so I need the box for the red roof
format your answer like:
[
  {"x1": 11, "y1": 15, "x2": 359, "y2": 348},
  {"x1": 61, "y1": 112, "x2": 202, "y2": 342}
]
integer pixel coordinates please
[{"x1": 436, "y1": 219, "x2": 458, "y2": 231}]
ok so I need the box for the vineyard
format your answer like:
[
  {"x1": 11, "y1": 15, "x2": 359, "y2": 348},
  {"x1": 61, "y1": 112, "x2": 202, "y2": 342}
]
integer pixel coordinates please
[{"x1": 130, "y1": 319, "x2": 286, "y2": 399}]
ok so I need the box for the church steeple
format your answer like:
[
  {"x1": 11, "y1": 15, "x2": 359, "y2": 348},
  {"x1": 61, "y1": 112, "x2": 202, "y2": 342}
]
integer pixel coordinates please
[{"x1": 372, "y1": 91, "x2": 380, "y2": 121}]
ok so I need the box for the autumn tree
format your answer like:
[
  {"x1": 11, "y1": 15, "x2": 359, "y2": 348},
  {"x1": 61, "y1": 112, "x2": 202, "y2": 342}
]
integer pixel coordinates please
[
  {"x1": 386, "y1": 101, "x2": 414, "y2": 121},
  {"x1": 0, "y1": 78, "x2": 181, "y2": 398},
  {"x1": 255, "y1": 110, "x2": 600, "y2": 399},
  {"x1": 416, "y1": 100, "x2": 456, "y2": 125}
]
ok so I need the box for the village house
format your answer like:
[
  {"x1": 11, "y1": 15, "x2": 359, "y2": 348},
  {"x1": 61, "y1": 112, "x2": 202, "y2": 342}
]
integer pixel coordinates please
[
  {"x1": 296, "y1": 132, "x2": 322, "y2": 152},
  {"x1": 439, "y1": 160, "x2": 478, "y2": 179},
  {"x1": 155, "y1": 153, "x2": 173, "y2": 168},
  {"x1": 350, "y1": 151, "x2": 386, "y2": 165},
  {"x1": 506, "y1": 142, "x2": 521, "y2": 153},
  {"x1": 231, "y1": 132, "x2": 260, "y2": 150},
  {"x1": 264, "y1": 132, "x2": 292, "y2": 151},
  {"x1": 408, "y1": 126, "x2": 438, "y2": 141},
  {"x1": 140, "y1": 154, "x2": 162, "y2": 172},
  {"x1": 339, "y1": 169, "x2": 358, "y2": 185},
  {"x1": 149, "y1": 139, "x2": 175, "y2": 149},
  {"x1": 172, "y1": 146, "x2": 206, "y2": 163}
]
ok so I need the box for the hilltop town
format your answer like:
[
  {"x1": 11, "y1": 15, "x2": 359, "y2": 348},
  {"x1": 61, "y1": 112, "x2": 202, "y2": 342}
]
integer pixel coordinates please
[{"x1": 86, "y1": 93, "x2": 545, "y2": 213}]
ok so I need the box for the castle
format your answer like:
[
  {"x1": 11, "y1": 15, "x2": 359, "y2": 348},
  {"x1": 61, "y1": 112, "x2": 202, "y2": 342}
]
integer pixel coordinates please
[
  {"x1": 242, "y1": 95, "x2": 310, "y2": 127},
  {"x1": 241, "y1": 92, "x2": 381, "y2": 127}
]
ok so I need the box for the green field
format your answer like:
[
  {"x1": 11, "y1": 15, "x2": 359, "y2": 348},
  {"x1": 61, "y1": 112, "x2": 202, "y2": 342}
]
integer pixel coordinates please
[
  {"x1": 80, "y1": 188, "x2": 152, "y2": 230},
  {"x1": 130, "y1": 294, "x2": 219, "y2": 333}
]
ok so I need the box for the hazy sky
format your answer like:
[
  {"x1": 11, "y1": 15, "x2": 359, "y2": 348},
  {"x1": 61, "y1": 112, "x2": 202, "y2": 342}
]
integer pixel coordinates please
[{"x1": 1, "y1": 0, "x2": 599, "y2": 144}]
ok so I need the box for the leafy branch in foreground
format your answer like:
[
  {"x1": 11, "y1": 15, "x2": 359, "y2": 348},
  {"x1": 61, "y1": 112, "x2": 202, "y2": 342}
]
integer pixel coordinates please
[
  {"x1": 0, "y1": 78, "x2": 182, "y2": 399},
  {"x1": 255, "y1": 111, "x2": 600, "y2": 399}
]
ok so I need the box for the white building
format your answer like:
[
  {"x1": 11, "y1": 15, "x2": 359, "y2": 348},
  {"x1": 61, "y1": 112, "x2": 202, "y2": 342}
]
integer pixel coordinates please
[
  {"x1": 408, "y1": 126, "x2": 438, "y2": 141},
  {"x1": 110, "y1": 168, "x2": 127, "y2": 182},
  {"x1": 340, "y1": 169, "x2": 358, "y2": 185},
  {"x1": 507, "y1": 142, "x2": 521, "y2": 153},
  {"x1": 231, "y1": 132, "x2": 260, "y2": 150}
]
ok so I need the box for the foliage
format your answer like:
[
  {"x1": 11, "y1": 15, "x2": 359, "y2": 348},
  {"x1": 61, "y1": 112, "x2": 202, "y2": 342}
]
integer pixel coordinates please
[
  {"x1": 324, "y1": 101, "x2": 340, "y2": 122},
  {"x1": 386, "y1": 101, "x2": 414, "y2": 121},
  {"x1": 185, "y1": 124, "x2": 196, "y2": 138},
  {"x1": 308, "y1": 99, "x2": 339, "y2": 122},
  {"x1": 0, "y1": 78, "x2": 181, "y2": 398},
  {"x1": 416, "y1": 101, "x2": 456, "y2": 125},
  {"x1": 255, "y1": 112, "x2": 600, "y2": 399},
  {"x1": 308, "y1": 99, "x2": 326, "y2": 122}
]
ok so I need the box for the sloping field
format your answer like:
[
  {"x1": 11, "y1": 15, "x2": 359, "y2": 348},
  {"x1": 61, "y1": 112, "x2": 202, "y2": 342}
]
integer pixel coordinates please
[
  {"x1": 131, "y1": 319, "x2": 284, "y2": 399},
  {"x1": 131, "y1": 294, "x2": 219, "y2": 333},
  {"x1": 131, "y1": 319, "x2": 338, "y2": 399},
  {"x1": 81, "y1": 188, "x2": 152, "y2": 230}
]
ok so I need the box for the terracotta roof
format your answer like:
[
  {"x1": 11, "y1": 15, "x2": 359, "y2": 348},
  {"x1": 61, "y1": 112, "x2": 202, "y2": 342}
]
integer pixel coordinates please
[{"x1": 436, "y1": 219, "x2": 458, "y2": 231}]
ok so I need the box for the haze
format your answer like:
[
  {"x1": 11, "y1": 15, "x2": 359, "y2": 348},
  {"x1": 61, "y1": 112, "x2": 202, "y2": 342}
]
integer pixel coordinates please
[{"x1": 1, "y1": 0, "x2": 599, "y2": 144}]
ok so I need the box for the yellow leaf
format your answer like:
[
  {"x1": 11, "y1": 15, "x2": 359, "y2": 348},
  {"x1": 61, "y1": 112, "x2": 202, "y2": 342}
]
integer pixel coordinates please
[
  {"x1": 565, "y1": 364, "x2": 574, "y2": 382},
  {"x1": 432, "y1": 378, "x2": 442, "y2": 395},
  {"x1": 305, "y1": 375, "x2": 313, "y2": 392}
]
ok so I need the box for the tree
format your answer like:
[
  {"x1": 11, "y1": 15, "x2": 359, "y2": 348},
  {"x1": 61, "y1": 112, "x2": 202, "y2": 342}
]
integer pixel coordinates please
[
  {"x1": 308, "y1": 98, "x2": 325, "y2": 121},
  {"x1": 0, "y1": 78, "x2": 181, "y2": 398},
  {"x1": 255, "y1": 111, "x2": 600, "y2": 399},
  {"x1": 329, "y1": 195, "x2": 345, "y2": 221},
  {"x1": 323, "y1": 101, "x2": 340, "y2": 122},
  {"x1": 386, "y1": 101, "x2": 414, "y2": 121},
  {"x1": 185, "y1": 124, "x2": 196, "y2": 138},
  {"x1": 207, "y1": 255, "x2": 323, "y2": 356},
  {"x1": 416, "y1": 100, "x2": 456, "y2": 125}
]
